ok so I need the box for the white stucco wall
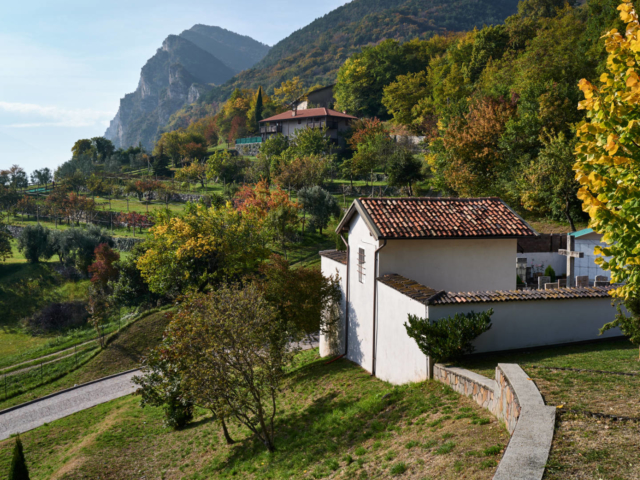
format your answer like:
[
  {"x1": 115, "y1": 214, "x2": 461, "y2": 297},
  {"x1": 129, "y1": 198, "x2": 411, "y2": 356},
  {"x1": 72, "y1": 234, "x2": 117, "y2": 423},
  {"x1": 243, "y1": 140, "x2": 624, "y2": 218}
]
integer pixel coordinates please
[
  {"x1": 345, "y1": 213, "x2": 380, "y2": 372},
  {"x1": 379, "y1": 238, "x2": 517, "y2": 292},
  {"x1": 575, "y1": 232, "x2": 611, "y2": 281},
  {"x1": 319, "y1": 256, "x2": 347, "y2": 357},
  {"x1": 428, "y1": 298, "x2": 622, "y2": 354},
  {"x1": 375, "y1": 282, "x2": 429, "y2": 385}
]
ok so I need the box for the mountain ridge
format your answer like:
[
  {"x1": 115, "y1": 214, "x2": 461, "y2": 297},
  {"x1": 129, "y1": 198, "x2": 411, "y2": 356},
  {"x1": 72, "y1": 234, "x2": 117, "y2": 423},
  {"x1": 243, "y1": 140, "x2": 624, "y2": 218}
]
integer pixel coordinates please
[{"x1": 104, "y1": 27, "x2": 270, "y2": 151}]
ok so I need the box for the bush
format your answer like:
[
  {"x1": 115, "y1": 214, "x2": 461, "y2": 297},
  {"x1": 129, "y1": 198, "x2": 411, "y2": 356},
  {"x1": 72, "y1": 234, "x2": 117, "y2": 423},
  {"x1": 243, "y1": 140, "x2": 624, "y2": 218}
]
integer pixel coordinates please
[
  {"x1": 50, "y1": 225, "x2": 114, "y2": 272},
  {"x1": 544, "y1": 265, "x2": 556, "y2": 281},
  {"x1": 24, "y1": 302, "x2": 89, "y2": 334},
  {"x1": 17, "y1": 224, "x2": 53, "y2": 263},
  {"x1": 404, "y1": 309, "x2": 493, "y2": 363}
]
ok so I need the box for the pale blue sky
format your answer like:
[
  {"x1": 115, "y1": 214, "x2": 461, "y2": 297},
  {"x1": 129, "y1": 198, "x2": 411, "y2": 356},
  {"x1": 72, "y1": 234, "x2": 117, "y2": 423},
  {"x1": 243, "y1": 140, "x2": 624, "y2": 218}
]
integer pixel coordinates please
[{"x1": 0, "y1": 0, "x2": 349, "y2": 174}]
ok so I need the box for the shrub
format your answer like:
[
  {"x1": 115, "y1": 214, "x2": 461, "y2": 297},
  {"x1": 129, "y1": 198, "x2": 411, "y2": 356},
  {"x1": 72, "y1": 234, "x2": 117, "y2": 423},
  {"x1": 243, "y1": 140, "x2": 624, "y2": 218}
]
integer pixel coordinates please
[
  {"x1": 8, "y1": 436, "x2": 30, "y2": 480},
  {"x1": 404, "y1": 310, "x2": 493, "y2": 363},
  {"x1": 24, "y1": 302, "x2": 89, "y2": 334},
  {"x1": 544, "y1": 265, "x2": 556, "y2": 281},
  {"x1": 390, "y1": 462, "x2": 407, "y2": 475},
  {"x1": 17, "y1": 224, "x2": 53, "y2": 263}
]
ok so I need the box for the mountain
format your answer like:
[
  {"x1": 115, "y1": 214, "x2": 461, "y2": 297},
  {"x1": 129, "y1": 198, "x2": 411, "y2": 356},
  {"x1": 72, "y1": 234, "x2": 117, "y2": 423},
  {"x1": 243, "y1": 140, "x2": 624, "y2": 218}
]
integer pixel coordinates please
[
  {"x1": 180, "y1": 25, "x2": 271, "y2": 73},
  {"x1": 105, "y1": 29, "x2": 270, "y2": 151},
  {"x1": 199, "y1": 0, "x2": 522, "y2": 104}
]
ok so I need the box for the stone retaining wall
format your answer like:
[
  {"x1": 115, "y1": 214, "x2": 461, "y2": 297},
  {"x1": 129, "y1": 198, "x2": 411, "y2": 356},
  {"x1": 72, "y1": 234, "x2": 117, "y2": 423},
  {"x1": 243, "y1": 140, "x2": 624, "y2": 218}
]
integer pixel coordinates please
[{"x1": 434, "y1": 363, "x2": 555, "y2": 480}]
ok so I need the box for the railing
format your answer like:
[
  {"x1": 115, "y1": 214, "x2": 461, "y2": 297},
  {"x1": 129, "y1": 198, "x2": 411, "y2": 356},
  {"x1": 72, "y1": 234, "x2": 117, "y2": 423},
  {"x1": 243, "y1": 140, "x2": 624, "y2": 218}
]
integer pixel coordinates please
[
  {"x1": 260, "y1": 125, "x2": 282, "y2": 134},
  {"x1": 308, "y1": 121, "x2": 339, "y2": 130},
  {"x1": 235, "y1": 136, "x2": 263, "y2": 145}
]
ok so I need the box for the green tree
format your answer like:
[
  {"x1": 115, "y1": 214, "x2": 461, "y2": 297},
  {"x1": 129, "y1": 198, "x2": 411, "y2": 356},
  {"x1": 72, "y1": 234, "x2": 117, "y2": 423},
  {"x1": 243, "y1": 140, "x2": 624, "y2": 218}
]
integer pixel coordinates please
[
  {"x1": 386, "y1": 145, "x2": 426, "y2": 196},
  {"x1": 163, "y1": 283, "x2": 291, "y2": 452},
  {"x1": 254, "y1": 86, "x2": 264, "y2": 125},
  {"x1": 518, "y1": 131, "x2": 581, "y2": 231},
  {"x1": 257, "y1": 255, "x2": 342, "y2": 339},
  {"x1": 8, "y1": 436, "x2": 30, "y2": 480},
  {"x1": 17, "y1": 225, "x2": 53, "y2": 263},
  {"x1": 517, "y1": 0, "x2": 576, "y2": 19},
  {"x1": 134, "y1": 347, "x2": 194, "y2": 429},
  {"x1": 152, "y1": 149, "x2": 172, "y2": 177},
  {"x1": 72, "y1": 139, "x2": 95, "y2": 158},
  {"x1": 0, "y1": 222, "x2": 11, "y2": 263},
  {"x1": 297, "y1": 186, "x2": 341, "y2": 235},
  {"x1": 405, "y1": 310, "x2": 493, "y2": 363}
]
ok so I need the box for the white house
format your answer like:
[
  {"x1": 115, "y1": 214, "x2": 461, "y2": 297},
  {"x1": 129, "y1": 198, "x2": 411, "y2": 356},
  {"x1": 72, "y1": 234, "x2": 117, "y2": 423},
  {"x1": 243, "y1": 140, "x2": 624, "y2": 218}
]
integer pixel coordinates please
[
  {"x1": 571, "y1": 228, "x2": 612, "y2": 282},
  {"x1": 320, "y1": 197, "x2": 622, "y2": 385}
]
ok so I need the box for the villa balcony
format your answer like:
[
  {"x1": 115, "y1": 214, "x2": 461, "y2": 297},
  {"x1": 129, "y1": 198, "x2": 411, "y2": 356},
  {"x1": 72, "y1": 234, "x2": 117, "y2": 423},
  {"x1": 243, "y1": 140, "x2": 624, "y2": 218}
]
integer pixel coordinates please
[{"x1": 260, "y1": 125, "x2": 282, "y2": 134}]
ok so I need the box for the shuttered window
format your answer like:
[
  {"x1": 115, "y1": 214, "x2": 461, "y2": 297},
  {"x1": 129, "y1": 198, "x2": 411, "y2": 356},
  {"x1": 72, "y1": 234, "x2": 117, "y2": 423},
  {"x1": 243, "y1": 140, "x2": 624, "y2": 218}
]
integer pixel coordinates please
[{"x1": 358, "y1": 248, "x2": 366, "y2": 283}]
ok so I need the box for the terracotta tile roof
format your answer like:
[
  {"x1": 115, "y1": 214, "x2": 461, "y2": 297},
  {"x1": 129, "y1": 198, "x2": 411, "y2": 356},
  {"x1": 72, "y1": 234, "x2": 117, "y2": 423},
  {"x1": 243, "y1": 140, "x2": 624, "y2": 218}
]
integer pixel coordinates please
[
  {"x1": 378, "y1": 274, "x2": 444, "y2": 304},
  {"x1": 378, "y1": 274, "x2": 617, "y2": 305},
  {"x1": 259, "y1": 107, "x2": 357, "y2": 123},
  {"x1": 319, "y1": 249, "x2": 347, "y2": 265},
  {"x1": 359, "y1": 197, "x2": 536, "y2": 239}
]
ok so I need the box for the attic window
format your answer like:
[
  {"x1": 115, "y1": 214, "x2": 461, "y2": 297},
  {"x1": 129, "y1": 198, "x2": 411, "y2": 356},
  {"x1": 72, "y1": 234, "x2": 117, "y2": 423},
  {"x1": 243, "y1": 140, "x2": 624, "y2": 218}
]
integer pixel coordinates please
[{"x1": 358, "y1": 248, "x2": 366, "y2": 283}]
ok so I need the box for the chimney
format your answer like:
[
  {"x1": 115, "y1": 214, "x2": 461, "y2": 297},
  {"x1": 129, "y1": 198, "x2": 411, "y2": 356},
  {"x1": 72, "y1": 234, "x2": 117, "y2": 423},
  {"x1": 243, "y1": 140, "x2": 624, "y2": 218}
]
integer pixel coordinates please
[{"x1": 292, "y1": 105, "x2": 297, "y2": 117}]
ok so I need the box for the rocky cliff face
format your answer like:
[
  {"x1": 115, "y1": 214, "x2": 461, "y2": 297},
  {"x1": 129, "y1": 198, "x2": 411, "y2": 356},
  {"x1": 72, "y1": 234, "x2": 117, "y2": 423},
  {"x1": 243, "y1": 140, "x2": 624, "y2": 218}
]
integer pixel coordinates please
[{"x1": 105, "y1": 29, "x2": 270, "y2": 151}]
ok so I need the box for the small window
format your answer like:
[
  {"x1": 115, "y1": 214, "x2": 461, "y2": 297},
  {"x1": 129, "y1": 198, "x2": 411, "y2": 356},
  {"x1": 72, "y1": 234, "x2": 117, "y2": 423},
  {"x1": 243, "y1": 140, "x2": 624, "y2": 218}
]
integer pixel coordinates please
[
  {"x1": 358, "y1": 248, "x2": 366, "y2": 283},
  {"x1": 298, "y1": 119, "x2": 302, "y2": 125}
]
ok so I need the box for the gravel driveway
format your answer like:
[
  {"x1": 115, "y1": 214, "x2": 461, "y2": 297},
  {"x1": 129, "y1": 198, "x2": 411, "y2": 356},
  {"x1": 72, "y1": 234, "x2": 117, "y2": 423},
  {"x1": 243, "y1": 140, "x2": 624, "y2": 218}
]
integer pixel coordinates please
[{"x1": 0, "y1": 370, "x2": 139, "y2": 441}]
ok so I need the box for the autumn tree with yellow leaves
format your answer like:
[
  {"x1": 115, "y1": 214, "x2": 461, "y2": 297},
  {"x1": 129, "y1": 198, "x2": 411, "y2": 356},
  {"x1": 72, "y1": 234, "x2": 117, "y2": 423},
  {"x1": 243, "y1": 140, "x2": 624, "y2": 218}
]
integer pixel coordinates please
[{"x1": 575, "y1": 0, "x2": 640, "y2": 356}]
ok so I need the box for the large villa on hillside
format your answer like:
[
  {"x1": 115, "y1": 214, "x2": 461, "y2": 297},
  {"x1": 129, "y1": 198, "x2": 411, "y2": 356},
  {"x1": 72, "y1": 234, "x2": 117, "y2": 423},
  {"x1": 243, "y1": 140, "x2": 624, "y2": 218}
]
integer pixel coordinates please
[{"x1": 259, "y1": 107, "x2": 357, "y2": 145}]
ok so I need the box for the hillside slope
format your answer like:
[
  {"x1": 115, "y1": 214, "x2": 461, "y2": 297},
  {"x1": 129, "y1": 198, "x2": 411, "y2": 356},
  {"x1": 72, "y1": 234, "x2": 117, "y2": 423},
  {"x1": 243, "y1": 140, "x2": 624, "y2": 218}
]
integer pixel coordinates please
[
  {"x1": 200, "y1": 0, "x2": 521, "y2": 104},
  {"x1": 104, "y1": 29, "x2": 270, "y2": 151}
]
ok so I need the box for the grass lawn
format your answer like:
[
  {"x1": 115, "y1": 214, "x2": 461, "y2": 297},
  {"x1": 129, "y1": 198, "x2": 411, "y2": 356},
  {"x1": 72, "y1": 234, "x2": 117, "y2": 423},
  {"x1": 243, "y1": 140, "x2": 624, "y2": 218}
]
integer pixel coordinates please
[
  {"x1": 456, "y1": 338, "x2": 640, "y2": 479},
  {"x1": 0, "y1": 349, "x2": 509, "y2": 480},
  {"x1": 0, "y1": 310, "x2": 171, "y2": 410}
]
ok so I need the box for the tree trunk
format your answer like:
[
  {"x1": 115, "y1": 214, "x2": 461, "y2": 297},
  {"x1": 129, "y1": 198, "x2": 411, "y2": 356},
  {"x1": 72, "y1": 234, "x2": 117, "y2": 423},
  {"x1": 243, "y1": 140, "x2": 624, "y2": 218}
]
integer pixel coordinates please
[
  {"x1": 565, "y1": 197, "x2": 576, "y2": 232},
  {"x1": 220, "y1": 417, "x2": 235, "y2": 445}
]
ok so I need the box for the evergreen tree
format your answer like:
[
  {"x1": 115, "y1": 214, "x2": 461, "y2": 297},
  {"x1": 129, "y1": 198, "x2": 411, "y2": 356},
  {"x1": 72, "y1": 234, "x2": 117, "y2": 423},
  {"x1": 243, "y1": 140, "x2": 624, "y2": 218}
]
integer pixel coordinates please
[
  {"x1": 255, "y1": 87, "x2": 264, "y2": 126},
  {"x1": 8, "y1": 436, "x2": 30, "y2": 480},
  {"x1": 152, "y1": 145, "x2": 172, "y2": 178}
]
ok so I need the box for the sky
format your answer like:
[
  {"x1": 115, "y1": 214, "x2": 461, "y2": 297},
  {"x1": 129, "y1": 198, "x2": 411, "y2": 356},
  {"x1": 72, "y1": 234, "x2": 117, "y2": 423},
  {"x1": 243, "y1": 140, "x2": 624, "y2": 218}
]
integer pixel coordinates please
[{"x1": 0, "y1": 0, "x2": 350, "y2": 175}]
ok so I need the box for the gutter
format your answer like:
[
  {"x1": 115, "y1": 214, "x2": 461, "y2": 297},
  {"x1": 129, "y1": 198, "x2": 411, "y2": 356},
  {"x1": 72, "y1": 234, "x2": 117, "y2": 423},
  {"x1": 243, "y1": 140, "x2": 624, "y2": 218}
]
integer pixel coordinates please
[
  {"x1": 340, "y1": 234, "x2": 350, "y2": 358},
  {"x1": 371, "y1": 240, "x2": 388, "y2": 377}
]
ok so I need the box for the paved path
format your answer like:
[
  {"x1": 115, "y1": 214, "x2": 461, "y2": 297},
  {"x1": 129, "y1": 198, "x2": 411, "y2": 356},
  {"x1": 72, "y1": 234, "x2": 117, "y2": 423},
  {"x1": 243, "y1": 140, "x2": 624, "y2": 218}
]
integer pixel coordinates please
[
  {"x1": 0, "y1": 335, "x2": 321, "y2": 441},
  {"x1": 0, "y1": 370, "x2": 139, "y2": 441}
]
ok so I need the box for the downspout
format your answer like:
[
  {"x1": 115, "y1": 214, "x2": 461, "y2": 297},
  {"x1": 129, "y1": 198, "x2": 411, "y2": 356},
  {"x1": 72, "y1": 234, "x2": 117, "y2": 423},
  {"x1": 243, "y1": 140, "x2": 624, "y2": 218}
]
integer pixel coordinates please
[
  {"x1": 371, "y1": 239, "x2": 388, "y2": 377},
  {"x1": 340, "y1": 234, "x2": 350, "y2": 358}
]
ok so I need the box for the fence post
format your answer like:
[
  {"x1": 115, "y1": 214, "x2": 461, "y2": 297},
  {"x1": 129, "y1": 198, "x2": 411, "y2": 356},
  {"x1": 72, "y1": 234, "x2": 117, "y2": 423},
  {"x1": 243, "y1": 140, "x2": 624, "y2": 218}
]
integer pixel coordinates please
[
  {"x1": 4, "y1": 373, "x2": 6, "y2": 399},
  {"x1": 75, "y1": 344, "x2": 78, "y2": 367},
  {"x1": 41, "y1": 362, "x2": 43, "y2": 384}
]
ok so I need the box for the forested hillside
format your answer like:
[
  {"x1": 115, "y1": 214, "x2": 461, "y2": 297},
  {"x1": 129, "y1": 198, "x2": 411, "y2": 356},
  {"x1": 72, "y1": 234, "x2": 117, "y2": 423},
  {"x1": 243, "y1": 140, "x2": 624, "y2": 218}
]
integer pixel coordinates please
[{"x1": 198, "y1": 0, "x2": 521, "y2": 104}]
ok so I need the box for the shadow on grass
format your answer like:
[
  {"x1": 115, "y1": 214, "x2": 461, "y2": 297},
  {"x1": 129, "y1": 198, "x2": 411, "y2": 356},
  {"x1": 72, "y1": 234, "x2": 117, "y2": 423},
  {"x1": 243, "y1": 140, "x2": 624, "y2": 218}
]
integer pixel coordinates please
[{"x1": 205, "y1": 358, "x2": 411, "y2": 477}]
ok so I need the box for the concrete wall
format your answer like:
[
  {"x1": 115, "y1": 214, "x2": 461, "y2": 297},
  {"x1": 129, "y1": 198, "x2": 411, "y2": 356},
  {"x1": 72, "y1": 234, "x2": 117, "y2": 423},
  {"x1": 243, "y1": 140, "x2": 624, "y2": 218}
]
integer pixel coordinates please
[
  {"x1": 575, "y1": 232, "x2": 611, "y2": 281},
  {"x1": 520, "y1": 252, "x2": 567, "y2": 277},
  {"x1": 375, "y1": 282, "x2": 429, "y2": 385},
  {"x1": 428, "y1": 298, "x2": 622, "y2": 354},
  {"x1": 319, "y1": 256, "x2": 347, "y2": 357},
  {"x1": 379, "y1": 238, "x2": 517, "y2": 292}
]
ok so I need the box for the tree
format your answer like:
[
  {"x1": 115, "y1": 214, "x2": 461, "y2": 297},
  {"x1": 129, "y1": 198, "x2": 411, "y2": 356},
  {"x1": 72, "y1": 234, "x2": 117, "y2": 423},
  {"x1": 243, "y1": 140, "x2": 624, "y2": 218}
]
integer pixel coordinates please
[
  {"x1": 273, "y1": 77, "x2": 306, "y2": 107},
  {"x1": 72, "y1": 139, "x2": 95, "y2": 158},
  {"x1": 0, "y1": 222, "x2": 11, "y2": 263},
  {"x1": 17, "y1": 225, "x2": 53, "y2": 263},
  {"x1": 88, "y1": 244, "x2": 120, "y2": 289},
  {"x1": 30, "y1": 168, "x2": 52, "y2": 189},
  {"x1": 289, "y1": 126, "x2": 333, "y2": 158},
  {"x1": 256, "y1": 255, "x2": 342, "y2": 339},
  {"x1": 518, "y1": 0, "x2": 575, "y2": 19},
  {"x1": 133, "y1": 346, "x2": 194, "y2": 429},
  {"x1": 152, "y1": 150, "x2": 172, "y2": 177},
  {"x1": 382, "y1": 70, "x2": 430, "y2": 133},
  {"x1": 109, "y1": 244, "x2": 160, "y2": 308},
  {"x1": 163, "y1": 283, "x2": 291, "y2": 452},
  {"x1": 519, "y1": 131, "x2": 580, "y2": 231},
  {"x1": 601, "y1": 299, "x2": 640, "y2": 360},
  {"x1": 91, "y1": 137, "x2": 115, "y2": 162},
  {"x1": 8, "y1": 436, "x2": 30, "y2": 480},
  {"x1": 206, "y1": 150, "x2": 248, "y2": 184},
  {"x1": 274, "y1": 155, "x2": 331, "y2": 190},
  {"x1": 297, "y1": 186, "x2": 341, "y2": 235},
  {"x1": 254, "y1": 86, "x2": 264, "y2": 125},
  {"x1": 574, "y1": 0, "x2": 640, "y2": 301},
  {"x1": 177, "y1": 162, "x2": 207, "y2": 189},
  {"x1": 137, "y1": 204, "x2": 268, "y2": 297},
  {"x1": 386, "y1": 145, "x2": 426, "y2": 196},
  {"x1": 405, "y1": 310, "x2": 493, "y2": 363},
  {"x1": 50, "y1": 225, "x2": 114, "y2": 272}
]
